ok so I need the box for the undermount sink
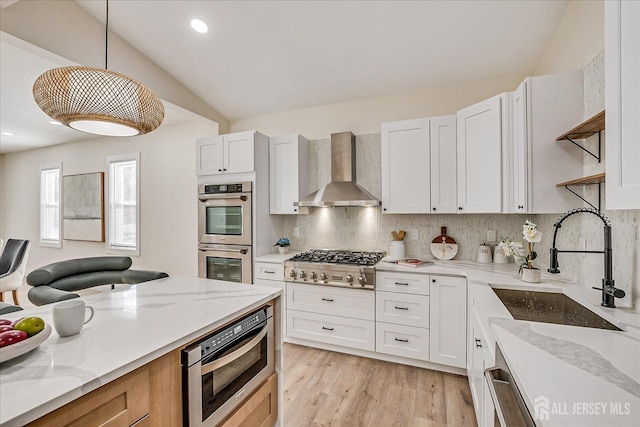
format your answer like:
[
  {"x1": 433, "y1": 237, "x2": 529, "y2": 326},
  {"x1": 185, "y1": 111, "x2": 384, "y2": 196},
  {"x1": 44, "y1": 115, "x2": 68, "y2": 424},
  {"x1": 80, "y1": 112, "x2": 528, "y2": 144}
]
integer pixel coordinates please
[{"x1": 492, "y1": 288, "x2": 622, "y2": 331}]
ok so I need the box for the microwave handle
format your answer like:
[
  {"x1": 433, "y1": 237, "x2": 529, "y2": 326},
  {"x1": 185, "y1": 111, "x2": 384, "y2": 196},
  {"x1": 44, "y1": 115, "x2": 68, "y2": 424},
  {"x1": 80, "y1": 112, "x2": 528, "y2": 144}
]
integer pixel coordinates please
[
  {"x1": 199, "y1": 247, "x2": 248, "y2": 254},
  {"x1": 201, "y1": 326, "x2": 268, "y2": 375},
  {"x1": 199, "y1": 194, "x2": 248, "y2": 202}
]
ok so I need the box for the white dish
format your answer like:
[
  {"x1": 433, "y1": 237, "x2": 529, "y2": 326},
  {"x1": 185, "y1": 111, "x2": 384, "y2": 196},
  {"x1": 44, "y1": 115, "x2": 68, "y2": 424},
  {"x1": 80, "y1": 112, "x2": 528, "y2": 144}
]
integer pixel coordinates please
[{"x1": 0, "y1": 323, "x2": 52, "y2": 363}]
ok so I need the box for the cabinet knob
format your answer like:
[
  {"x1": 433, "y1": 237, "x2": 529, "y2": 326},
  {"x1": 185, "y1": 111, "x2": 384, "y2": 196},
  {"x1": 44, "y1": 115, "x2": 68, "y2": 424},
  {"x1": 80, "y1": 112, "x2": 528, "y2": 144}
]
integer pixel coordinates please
[
  {"x1": 223, "y1": 168, "x2": 227, "y2": 172},
  {"x1": 294, "y1": 208, "x2": 297, "y2": 212},
  {"x1": 218, "y1": 169, "x2": 222, "y2": 172},
  {"x1": 383, "y1": 208, "x2": 387, "y2": 211},
  {"x1": 432, "y1": 279, "x2": 436, "y2": 283},
  {"x1": 432, "y1": 207, "x2": 436, "y2": 211}
]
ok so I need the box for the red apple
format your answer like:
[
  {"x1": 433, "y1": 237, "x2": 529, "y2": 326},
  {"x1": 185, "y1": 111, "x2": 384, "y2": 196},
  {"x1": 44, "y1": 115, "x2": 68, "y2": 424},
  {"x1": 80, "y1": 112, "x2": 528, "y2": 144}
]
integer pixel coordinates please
[
  {"x1": 0, "y1": 325, "x2": 13, "y2": 333},
  {"x1": 0, "y1": 330, "x2": 28, "y2": 347},
  {"x1": 0, "y1": 319, "x2": 13, "y2": 326}
]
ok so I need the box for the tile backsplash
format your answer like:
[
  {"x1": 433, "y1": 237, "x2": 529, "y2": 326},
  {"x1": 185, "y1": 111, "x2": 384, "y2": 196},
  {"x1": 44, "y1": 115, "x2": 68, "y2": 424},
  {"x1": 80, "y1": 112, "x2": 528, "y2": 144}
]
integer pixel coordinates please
[{"x1": 282, "y1": 50, "x2": 639, "y2": 308}]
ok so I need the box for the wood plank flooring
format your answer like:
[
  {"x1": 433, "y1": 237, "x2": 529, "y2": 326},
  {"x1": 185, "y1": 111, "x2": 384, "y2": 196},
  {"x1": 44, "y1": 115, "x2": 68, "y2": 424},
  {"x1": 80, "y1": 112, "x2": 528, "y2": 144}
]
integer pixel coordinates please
[{"x1": 283, "y1": 343, "x2": 477, "y2": 427}]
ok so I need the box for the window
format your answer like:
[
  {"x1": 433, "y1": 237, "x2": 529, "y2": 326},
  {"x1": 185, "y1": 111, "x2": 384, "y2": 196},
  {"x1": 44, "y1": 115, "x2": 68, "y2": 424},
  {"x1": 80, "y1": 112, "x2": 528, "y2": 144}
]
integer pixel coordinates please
[
  {"x1": 107, "y1": 153, "x2": 140, "y2": 255},
  {"x1": 40, "y1": 163, "x2": 62, "y2": 247}
]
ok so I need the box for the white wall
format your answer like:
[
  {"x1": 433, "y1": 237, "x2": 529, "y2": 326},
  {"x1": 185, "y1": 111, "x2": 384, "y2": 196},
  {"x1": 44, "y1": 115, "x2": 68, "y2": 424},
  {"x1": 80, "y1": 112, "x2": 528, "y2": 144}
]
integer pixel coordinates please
[{"x1": 1, "y1": 119, "x2": 217, "y2": 275}]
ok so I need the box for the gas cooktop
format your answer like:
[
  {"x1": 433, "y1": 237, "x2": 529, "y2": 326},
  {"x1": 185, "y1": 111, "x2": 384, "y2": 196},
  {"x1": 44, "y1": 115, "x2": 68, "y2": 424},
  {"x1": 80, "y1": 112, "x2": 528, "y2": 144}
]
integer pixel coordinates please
[{"x1": 284, "y1": 249, "x2": 385, "y2": 289}]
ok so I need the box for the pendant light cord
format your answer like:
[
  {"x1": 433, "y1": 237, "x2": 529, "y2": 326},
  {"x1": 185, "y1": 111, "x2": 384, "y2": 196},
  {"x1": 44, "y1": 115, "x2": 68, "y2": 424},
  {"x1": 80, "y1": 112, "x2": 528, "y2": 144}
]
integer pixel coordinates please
[{"x1": 105, "y1": 0, "x2": 109, "y2": 70}]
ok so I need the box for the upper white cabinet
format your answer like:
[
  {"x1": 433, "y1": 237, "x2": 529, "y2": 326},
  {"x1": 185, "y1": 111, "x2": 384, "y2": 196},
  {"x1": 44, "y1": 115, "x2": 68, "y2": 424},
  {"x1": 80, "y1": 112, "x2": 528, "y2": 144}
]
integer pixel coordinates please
[
  {"x1": 456, "y1": 95, "x2": 504, "y2": 213},
  {"x1": 381, "y1": 115, "x2": 457, "y2": 214},
  {"x1": 381, "y1": 118, "x2": 431, "y2": 213},
  {"x1": 606, "y1": 0, "x2": 640, "y2": 210},
  {"x1": 196, "y1": 131, "x2": 265, "y2": 176},
  {"x1": 430, "y1": 115, "x2": 458, "y2": 213},
  {"x1": 509, "y1": 71, "x2": 584, "y2": 213},
  {"x1": 269, "y1": 134, "x2": 310, "y2": 214}
]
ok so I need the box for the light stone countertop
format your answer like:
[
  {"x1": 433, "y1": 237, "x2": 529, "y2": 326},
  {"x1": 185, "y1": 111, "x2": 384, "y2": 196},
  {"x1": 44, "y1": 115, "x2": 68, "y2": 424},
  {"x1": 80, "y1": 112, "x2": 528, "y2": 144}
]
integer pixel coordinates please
[
  {"x1": 0, "y1": 275, "x2": 281, "y2": 427},
  {"x1": 377, "y1": 258, "x2": 640, "y2": 426}
]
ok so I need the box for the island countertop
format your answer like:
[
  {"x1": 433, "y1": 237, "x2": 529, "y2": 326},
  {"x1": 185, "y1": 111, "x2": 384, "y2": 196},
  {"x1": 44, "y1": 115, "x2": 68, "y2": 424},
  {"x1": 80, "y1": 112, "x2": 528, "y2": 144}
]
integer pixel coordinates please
[{"x1": 0, "y1": 275, "x2": 281, "y2": 427}]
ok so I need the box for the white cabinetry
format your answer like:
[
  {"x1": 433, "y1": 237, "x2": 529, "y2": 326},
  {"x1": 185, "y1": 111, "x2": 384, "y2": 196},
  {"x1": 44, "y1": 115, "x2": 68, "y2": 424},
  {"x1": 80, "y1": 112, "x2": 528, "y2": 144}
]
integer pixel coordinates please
[
  {"x1": 375, "y1": 270, "x2": 430, "y2": 361},
  {"x1": 254, "y1": 259, "x2": 287, "y2": 336},
  {"x1": 456, "y1": 95, "x2": 505, "y2": 213},
  {"x1": 269, "y1": 134, "x2": 310, "y2": 214},
  {"x1": 429, "y1": 276, "x2": 467, "y2": 369},
  {"x1": 606, "y1": 0, "x2": 640, "y2": 210},
  {"x1": 381, "y1": 116, "x2": 457, "y2": 214},
  {"x1": 286, "y1": 283, "x2": 375, "y2": 351},
  {"x1": 196, "y1": 131, "x2": 265, "y2": 176},
  {"x1": 381, "y1": 118, "x2": 430, "y2": 213},
  {"x1": 509, "y1": 72, "x2": 584, "y2": 213}
]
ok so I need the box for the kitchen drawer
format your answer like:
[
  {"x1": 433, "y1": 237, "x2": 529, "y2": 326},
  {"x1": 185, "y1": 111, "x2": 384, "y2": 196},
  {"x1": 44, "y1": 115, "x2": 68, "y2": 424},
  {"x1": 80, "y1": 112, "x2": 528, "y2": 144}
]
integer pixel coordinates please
[
  {"x1": 287, "y1": 283, "x2": 375, "y2": 320},
  {"x1": 376, "y1": 322, "x2": 429, "y2": 361},
  {"x1": 255, "y1": 262, "x2": 285, "y2": 281},
  {"x1": 376, "y1": 291, "x2": 429, "y2": 328},
  {"x1": 376, "y1": 271, "x2": 430, "y2": 295},
  {"x1": 287, "y1": 309, "x2": 375, "y2": 351}
]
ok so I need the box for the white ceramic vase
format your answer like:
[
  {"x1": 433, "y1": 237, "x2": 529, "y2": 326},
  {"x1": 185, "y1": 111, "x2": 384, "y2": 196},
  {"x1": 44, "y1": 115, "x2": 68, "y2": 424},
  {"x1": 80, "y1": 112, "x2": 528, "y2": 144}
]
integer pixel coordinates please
[
  {"x1": 493, "y1": 251, "x2": 509, "y2": 264},
  {"x1": 278, "y1": 246, "x2": 289, "y2": 255},
  {"x1": 521, "y1": 267, "x2": 541, "y2": 283}
]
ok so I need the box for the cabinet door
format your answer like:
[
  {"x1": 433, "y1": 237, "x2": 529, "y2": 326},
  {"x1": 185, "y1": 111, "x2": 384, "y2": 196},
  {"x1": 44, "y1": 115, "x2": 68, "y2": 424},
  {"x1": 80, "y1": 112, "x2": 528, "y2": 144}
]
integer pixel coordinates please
[
  {"x1": 224, "y1": 131, "x2": 255, "y2": 173},
  {"x1": 269, "y1": 135, "x2": 309, "y2": 214},
  {"x1": 196, "y1": 136, "x2": 224, "y2": 175},
  {"x1": 606, "y1": 0, "x2": 640, "y2": 210},
  {"x1": 429, "y1": 276, "x2": 467, "y2": 368},
  {"x1": 511, "y1": 81, "x2": 528, "y2": 213},
  {"x1": 457, "y1": 96, "x2": 503, "y2": 213},
  {"x1": 381, "y1": 118, "x2": 431, "y2": 213},
  {"x1": 468, "y1": 318, "x2": 485, "y2": 427},
  {"x1": 430, "y1": 115, "x2": 457, "y2": 213}
]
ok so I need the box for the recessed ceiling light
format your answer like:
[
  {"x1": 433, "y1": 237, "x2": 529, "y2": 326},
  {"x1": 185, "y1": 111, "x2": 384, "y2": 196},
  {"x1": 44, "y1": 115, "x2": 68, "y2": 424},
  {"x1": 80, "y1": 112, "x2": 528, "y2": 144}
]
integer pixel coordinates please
[
  {"x1": 190, "y1": 19, "x2": 208, "y2": 34},
  {"x1": 49, "y1": 120, "x2": 62, "y2": 126},
  {"x1": 1, "y1": 132, "x2": 14, "y2": 136}
]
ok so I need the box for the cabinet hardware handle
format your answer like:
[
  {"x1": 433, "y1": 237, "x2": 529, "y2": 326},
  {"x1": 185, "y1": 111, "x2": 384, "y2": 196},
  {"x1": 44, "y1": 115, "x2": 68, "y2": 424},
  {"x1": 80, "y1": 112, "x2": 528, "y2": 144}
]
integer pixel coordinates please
[
  {"x1": 475, "y1": 338, "x2": 482, "y2": 348},
  {"x1": 294, "y1": 208, "x2": 297, "y2": 212},
  {"x1": 394, "y1": 282, "x2": 409, "y2": 286},
  {"x1": 518, "y1": 205, "x2": 524, "y2": 209},
  {"x1": 264, "y1": 270, "x2": 275, "y2": 274},
  {"x1": 218, "y1": 169, "x2": 222, "y2": 172},
  {"x1": 394, "y1": 338, "x2": 409, "y2": 343},
  {"x1": 322, "y1": 298, "x2": 334, "y2": 302},
  {"x1": 322, "y1": 326, "x2": 334, "y2": 331},
  {"x1": 394, "y1": 306, "x2": 409, "y2": 310},
  {"x1": 458, "y1": 207, "x2": 463, "y2": 210},
  {"x1": 223, "y1": 168, "x2": 227, "y2": 171},
  {"x1": 383, "y1": 208, "x2": 387, "y2": 211},
  {"x1": 432, "y1": 207, "x2": 436, "y2": 211},
  {"x1": 432, "y1": 279, "x2": 436, "y2": 283}
]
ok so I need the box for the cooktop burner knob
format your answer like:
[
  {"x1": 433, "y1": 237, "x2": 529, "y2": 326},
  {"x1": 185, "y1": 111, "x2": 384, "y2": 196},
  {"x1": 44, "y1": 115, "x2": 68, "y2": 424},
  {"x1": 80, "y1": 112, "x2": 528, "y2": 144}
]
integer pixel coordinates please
[
  {"x1": 289, "y1": 270, "x2": 297, "y2": 278},
  {"x1": 346, "y1": 274, "x2": 354, "y2": 283},
  {"x1": 320, "y1": 272, "x2": 328, "y2": 281},
  {"x1": 300, "y1": 271, "x2": 307, "y2": 279},
  {"x1": 358, "y1": 276, "x2": 367, "y2": 285},
  {"x1": 310, "y1": 272, "x2": 317, "y2": 279}
]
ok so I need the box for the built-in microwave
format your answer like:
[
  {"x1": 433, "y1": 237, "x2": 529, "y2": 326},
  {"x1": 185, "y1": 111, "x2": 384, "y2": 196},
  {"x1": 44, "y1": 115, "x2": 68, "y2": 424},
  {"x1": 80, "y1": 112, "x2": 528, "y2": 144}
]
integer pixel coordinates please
[{"x1": 198, "y1": 182, "x2": 252, "y2": 246}]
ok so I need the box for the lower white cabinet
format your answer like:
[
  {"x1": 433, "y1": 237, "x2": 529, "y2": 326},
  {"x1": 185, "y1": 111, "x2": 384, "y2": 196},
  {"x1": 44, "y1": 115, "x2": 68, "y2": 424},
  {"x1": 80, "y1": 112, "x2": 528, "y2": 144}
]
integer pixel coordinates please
[
  {"x1": 429, "y1": 276, "x2": 467, "y2": 368},
  {"x1": 254, "y1": 260, "x2": 287, "y2": 336},
  {"x1": 376, "y1": 291, "x2": 429, "y2": 328},
  {"x1": 376, "y1": 322, "x2": 429, "y2": 360},
  {"x1": 287, "y1": 283, "x2": 375, "y2": 320},
  {"x1": 287, "y1": 310, "x2": 375, "y2": 351}
]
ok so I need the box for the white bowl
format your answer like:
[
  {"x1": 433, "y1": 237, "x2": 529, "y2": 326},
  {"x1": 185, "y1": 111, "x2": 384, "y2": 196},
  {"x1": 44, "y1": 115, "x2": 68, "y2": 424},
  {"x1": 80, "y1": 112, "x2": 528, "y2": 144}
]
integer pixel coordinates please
[{"x1": 0, "y1": 323, "x2": 52, "y2": 363}]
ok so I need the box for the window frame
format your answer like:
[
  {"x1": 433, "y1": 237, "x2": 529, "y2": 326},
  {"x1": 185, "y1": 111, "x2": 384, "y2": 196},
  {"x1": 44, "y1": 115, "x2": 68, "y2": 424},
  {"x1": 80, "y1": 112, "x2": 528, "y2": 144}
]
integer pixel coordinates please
[
  {"x1": 107, "y1": 153, "x2": 140, "y2": 256},
  {"x1": 39, "y1": 162, "x2": 62, "y2": 248}
]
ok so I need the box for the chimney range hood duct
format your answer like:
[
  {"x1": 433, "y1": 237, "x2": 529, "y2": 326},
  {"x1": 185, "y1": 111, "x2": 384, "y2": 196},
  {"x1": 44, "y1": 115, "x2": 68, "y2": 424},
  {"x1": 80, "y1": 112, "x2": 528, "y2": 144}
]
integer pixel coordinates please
[{"x1": 295, "y1": 132, "x2": 380, "y2": 207}]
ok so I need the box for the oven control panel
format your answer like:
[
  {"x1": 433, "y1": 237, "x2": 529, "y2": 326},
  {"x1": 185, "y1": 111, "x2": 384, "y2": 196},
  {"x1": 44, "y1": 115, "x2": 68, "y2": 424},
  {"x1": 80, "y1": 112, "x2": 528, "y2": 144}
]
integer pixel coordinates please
[
  {"x1": 200, "y1": 182, "x2": 251, "y2": 195},
  {"x1": 196, "y1": 307, "x2": 268, "y2": 360}
]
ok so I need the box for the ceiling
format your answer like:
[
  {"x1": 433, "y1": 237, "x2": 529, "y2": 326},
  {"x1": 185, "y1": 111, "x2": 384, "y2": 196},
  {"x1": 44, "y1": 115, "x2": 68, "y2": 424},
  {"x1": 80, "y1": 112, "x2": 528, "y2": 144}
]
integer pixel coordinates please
[{"x1": 1, "y1": 0, "x2": 569, "y2": 153}]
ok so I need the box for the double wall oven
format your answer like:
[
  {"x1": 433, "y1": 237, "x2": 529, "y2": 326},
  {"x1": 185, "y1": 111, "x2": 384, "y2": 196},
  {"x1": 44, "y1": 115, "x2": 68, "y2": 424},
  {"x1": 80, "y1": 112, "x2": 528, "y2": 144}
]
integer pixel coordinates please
[{"x1": 198, "y1": 182, "x2": 252, "y2": 283}]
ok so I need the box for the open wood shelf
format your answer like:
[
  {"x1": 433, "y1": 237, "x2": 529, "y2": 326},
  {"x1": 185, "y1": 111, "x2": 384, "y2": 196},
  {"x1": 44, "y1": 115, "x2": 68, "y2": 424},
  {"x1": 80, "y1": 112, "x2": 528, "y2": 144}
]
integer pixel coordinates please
[
  {"x1": 556, "y1": 110, "x2": 605, "y2": 141},
  {"x1": 556, "y1": 172, "x2": 605, "y2": 187}
]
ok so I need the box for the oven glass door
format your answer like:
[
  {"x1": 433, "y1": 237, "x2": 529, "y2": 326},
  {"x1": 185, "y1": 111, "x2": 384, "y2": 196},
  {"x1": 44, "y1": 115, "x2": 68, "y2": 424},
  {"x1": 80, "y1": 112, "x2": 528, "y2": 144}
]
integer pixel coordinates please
[
  {"x1": 198, "y1": 244, "x2": 252, "y2": 284},
  {"x1": 198, "y1": 194, "x2": 251, "y2": 245},
  {"x1": 200, "y1": 326, "x2": 269, "y2": 422}
]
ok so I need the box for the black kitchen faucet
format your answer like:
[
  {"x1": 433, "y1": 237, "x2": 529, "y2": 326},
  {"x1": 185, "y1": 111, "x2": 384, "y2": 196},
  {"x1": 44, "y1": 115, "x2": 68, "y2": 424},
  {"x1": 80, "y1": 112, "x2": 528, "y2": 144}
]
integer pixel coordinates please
[{"x1": 548, "y1": 208, "x2": 626, "y2": 308}]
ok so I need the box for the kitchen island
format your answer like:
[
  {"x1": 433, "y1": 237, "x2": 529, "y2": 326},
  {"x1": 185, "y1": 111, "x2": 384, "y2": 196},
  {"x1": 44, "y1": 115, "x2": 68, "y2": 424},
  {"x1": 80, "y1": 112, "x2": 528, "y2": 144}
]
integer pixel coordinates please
[{"x1": 0, "y1": 275, "x2": 282, "y2": 427}]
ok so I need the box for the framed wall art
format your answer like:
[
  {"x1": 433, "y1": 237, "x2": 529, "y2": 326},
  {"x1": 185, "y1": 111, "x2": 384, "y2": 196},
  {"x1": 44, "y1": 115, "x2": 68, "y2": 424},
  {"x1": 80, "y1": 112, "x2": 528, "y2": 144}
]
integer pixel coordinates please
[{"x1": 63, "y1": 172, "x2": 105, "y2": 242}]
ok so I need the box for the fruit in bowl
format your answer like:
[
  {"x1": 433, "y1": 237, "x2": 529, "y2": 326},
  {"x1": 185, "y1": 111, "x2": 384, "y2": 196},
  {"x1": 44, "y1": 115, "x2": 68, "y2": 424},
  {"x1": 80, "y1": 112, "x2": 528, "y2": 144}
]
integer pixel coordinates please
[{"x1": 0, "y1": 317, "x2": 52, "y2": 363}]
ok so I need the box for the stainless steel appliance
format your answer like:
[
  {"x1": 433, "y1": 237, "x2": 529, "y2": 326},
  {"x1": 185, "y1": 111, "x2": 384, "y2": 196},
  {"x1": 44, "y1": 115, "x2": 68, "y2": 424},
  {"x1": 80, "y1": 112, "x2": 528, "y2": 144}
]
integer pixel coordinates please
[
  {"x1": 198, "y1": 182, "x2": 253, "y2": 283},
  {"x1": 182, "y1": 305, "x2": 274, "y2": 427},
  {"x1": 485, "y1": 346, "x2": 535, "y2": 427},
  {"x1": 284, "y1": 249, "x2": 385, "y2": 290},
  {"x1": 198, "y1": 243, "x2": 252, "y2": 283},
  {"x1": 198, "y1": 182, "x2": 252, "y2": 246}
]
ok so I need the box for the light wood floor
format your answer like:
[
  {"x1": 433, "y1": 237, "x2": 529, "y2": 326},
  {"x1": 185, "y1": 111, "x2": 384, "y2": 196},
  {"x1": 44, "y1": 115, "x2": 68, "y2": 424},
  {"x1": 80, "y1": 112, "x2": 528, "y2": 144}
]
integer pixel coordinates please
[{"x1": 282, "y1": 343, "x2": 477, "y2": 427}]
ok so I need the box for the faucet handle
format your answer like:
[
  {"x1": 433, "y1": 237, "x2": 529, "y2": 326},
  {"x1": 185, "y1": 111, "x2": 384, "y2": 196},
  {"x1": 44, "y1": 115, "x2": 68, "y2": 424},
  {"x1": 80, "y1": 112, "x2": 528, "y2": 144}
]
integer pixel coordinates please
[{"x1": 593, "y1": 286, "x2": 626, "y2": 299}]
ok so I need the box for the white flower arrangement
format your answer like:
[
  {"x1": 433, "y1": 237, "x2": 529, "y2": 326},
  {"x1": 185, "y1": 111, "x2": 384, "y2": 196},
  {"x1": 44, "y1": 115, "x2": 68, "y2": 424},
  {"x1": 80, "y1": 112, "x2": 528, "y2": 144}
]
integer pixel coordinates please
[
  {"x1": 497, "y1": 236, "x2": 524, "y2": 259},
  {"x1": 521, "y1": 220, "x2": 542, "y2": 270}
]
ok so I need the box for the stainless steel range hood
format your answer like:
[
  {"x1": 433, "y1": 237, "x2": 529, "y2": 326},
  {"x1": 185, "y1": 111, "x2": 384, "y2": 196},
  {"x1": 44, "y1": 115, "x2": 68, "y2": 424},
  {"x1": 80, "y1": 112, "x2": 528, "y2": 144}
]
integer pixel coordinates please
[{"x1": 295, "y1": 132, "x2": 380, "y2": 207}]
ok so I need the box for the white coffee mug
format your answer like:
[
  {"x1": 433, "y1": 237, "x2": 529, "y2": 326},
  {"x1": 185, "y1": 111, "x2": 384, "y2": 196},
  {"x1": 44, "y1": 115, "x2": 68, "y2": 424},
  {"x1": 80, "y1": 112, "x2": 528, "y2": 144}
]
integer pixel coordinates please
[{"x1": 53, "y1": 299, "x2": 95, "y2": 337}]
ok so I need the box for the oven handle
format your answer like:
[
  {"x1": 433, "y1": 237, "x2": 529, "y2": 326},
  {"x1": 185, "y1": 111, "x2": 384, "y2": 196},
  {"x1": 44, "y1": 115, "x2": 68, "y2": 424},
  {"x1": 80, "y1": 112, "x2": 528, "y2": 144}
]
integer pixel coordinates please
[
  {"x1": 201, "y1": 326, "x2": 268, "y2": 375},
  {"x1": 484, "y1": 367, "x2": 510, "y2": 427},
  {"x1": 199, "y1": 194, "x2": 248, "y2": 202},
  {"x1": 199, "y1": 247, "x2": 248, "y2": 254}
]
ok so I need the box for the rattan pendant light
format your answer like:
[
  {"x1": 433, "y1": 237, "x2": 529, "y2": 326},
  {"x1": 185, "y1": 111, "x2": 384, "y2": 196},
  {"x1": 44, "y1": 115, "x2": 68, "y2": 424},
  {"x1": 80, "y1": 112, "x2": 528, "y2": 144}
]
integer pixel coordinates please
[{"x1": 32, "y1": 0, "x2": 164, "y2": 136}]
